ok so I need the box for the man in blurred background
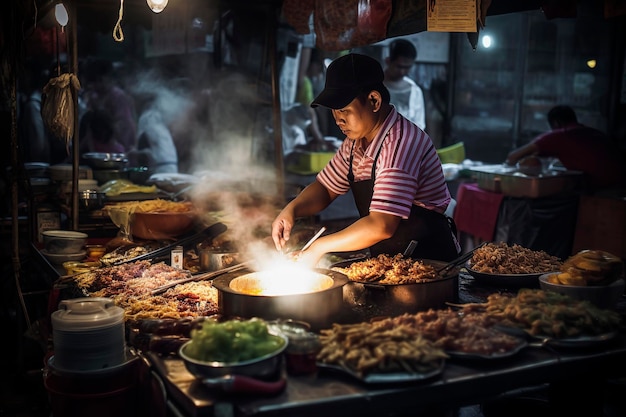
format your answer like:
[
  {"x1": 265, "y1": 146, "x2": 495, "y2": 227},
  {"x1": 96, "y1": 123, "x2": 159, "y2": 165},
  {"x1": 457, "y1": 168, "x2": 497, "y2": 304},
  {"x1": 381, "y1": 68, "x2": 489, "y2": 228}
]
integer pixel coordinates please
[
  {"x1": 506, "y1": 105, "x2": 626, "y2": 191},
  {"x1": 383, "y1": 39, "x2": 426, "y2": 131}
]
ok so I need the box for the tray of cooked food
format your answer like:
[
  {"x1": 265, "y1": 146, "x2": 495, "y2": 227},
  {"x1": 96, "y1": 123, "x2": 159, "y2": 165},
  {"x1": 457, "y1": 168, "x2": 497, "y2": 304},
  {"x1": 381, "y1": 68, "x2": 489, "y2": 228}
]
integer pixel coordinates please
[
  {"x1": 460, "y1": 288, "x2": 622, "y2": 348},
  {"x1": 373, "y1": 309, "x2": 528, "y2": 361},
  {"x1": 55, "y1": 260, "x2": 220, "y2": 324},
  {"x1": 465, "y1": 242, "x2": 563, "y2": 287},
  {"x1": 316, "y1": 320, "x2": 447, "y2": 384}
]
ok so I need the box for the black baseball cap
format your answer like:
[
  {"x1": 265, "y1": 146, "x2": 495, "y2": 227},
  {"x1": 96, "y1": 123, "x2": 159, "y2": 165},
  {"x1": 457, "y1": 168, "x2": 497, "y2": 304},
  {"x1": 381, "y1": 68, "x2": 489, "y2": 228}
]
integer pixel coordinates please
[{"x1": 311, "y1": 53, "x2": 386, "y2": 109}]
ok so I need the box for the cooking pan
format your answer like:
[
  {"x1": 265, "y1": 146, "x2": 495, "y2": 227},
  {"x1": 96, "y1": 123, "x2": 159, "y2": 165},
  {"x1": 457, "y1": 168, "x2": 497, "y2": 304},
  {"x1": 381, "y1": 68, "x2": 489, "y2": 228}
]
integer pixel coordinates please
[{"x1": 333, "y1": 258, "x2": 459, "y2": 319}]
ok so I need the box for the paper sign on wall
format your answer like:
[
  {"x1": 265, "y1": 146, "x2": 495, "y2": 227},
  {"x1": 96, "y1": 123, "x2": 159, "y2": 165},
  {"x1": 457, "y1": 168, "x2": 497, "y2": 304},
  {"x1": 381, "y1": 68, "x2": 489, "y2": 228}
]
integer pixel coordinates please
[{"x1": 427, "y1": 0, "x2": 477, "y2": 33}]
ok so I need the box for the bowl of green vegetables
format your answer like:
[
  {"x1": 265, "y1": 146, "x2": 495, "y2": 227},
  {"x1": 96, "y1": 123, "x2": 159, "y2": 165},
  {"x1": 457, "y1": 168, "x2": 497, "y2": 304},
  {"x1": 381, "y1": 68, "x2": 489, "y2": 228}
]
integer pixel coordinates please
[{"x1": 179, "y1": 317, "x2": 288, "y2": 379}]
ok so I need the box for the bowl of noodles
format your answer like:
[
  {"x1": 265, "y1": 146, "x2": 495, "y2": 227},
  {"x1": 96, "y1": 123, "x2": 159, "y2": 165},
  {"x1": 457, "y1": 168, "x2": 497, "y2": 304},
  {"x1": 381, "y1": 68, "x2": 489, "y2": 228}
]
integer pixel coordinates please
[{"x1": 107, "y1": 199, "x2": 197, "y2": 241}]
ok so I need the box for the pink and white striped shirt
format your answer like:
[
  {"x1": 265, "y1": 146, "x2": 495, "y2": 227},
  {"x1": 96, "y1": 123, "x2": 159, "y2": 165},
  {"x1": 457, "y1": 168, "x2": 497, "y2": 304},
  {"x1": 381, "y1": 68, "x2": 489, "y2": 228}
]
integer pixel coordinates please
[{"x1": 317, "y1": 107, "x2": 450, "y2": 218}]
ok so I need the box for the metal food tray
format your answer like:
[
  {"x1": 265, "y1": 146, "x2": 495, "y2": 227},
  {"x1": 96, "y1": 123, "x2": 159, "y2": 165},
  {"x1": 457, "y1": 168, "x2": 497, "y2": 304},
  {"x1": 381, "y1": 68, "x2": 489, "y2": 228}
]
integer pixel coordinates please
[{"x1": 468, "y1": 165, "x2": 582, "y2": 198}]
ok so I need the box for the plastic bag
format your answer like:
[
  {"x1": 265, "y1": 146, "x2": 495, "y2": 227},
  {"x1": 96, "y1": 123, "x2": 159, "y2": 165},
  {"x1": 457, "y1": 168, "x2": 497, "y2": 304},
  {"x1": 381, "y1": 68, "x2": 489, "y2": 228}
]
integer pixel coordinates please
[{"x1": 41, "y1": 73, "x2": 81, "y2": 148}]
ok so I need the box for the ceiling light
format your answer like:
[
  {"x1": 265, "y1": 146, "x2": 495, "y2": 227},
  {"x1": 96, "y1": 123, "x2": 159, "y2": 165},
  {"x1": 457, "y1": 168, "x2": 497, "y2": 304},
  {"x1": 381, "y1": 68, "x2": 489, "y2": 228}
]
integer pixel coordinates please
[
  {"x1": 586, "y1": 59, "x2": 597, "y2": 69},
  {"x1": 55, "y1": 3, "x2": 69, "y2": 27},
  {"x1": 481, "y1": 35, "x2": 493, "y2": 49},
  {"x1": 146, "y1": 0, "x2": 168, "y2": 13}
]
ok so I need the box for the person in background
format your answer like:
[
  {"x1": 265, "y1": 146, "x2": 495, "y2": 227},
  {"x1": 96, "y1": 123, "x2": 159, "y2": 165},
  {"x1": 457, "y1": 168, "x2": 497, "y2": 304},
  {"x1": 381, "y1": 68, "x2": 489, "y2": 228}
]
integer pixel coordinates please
[
  {"x1": 78, "y1": 110, "x2": 125, "y2": 155},
  {"x1": 272, "y1": 53, "x2": 459, "y2": 267},
  {"x1": 127, "y1": 91, "x2": 181, "y2": 174},
  {"x1": 383, "y1": 38, "x2": 426, "y2": 131},
  {"x1": 295, "y1": 47, "x2": 327, "y2": 148},
  {"x1": 81, "y1": 58, "x2": 137, "y2": 153},
  {"x1": 506, "y1": 105, "x2": 626, "y2": 191}
]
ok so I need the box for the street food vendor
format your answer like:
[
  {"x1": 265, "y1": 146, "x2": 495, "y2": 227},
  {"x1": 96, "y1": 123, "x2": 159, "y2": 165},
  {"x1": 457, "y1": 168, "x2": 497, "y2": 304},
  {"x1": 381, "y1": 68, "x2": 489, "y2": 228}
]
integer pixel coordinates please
[
  {"x1": 272, "y1": 53, "x2": 460, "y2": 266},
  {"x1": 505, "y1": 105, "x2": 626, "y2": 190}
]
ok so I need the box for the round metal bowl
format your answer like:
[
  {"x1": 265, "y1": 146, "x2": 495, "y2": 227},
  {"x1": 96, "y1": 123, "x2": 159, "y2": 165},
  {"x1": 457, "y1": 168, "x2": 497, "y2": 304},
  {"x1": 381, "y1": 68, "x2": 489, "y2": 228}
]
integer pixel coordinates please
[
  {"x1": 212, "y1": 268, "x2": 348, "y2": 331},
  {"x1": 539, "y1": 274, "x2": 625, "y2": 309},
  {"x1": 80, "y1": 190, "x2": 107, "y2": 211},
  {"x1": 198, "y1": 249, "x2": 239, "y2": 272},
  {"x1": 82, "y1": 152, "x2": 129, "y2": 170},
  {"x1": 178, "y1": 332, "x2": 288, "y2": 379},
  {"x1": 42, "y1": 230, "x2": 88, "y2": 254}
]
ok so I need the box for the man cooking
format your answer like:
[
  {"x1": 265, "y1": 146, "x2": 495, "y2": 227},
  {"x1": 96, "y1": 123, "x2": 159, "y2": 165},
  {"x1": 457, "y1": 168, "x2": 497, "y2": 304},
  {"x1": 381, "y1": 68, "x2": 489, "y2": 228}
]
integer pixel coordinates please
[{"x1": 272, "y1": 53, "x2": 459, "y2": 267}]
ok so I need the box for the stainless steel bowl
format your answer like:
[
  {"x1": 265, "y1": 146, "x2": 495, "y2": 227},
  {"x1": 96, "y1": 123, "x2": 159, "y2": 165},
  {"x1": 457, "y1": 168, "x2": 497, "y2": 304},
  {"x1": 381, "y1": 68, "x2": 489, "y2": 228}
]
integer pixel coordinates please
[
  {"x1": 178, "y1": 332, "x2": 288, "y2": 379},
  {"x1": 42, "y1": 230, "x2": 88, "y2": 254},
  {"x1": 80, "y1": 190, "x2": 107, "y2": 211},
  {"x1": 82, "y1": 153, "x2": 129, "y2": 170},
  {"x1": 198, "y1": 249, "x2": 239, "y2": 271}
]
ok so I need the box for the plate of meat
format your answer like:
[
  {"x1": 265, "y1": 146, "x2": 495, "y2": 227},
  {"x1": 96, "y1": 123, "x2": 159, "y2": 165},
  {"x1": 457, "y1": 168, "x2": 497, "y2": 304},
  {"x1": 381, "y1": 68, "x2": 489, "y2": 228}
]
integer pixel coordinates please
[{"x1": 315, "y1": 320, "x2": 448, "y2": 384}]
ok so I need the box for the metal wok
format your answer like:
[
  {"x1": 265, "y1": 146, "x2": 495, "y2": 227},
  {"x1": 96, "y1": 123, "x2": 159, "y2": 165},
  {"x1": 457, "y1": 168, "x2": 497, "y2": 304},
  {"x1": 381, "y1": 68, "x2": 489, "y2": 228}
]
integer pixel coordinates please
[
  {"x1": 333, "y1": 258, "x2": 460, "y2": 319},
  {"x1": 212, "y1": 268, "x2": 348, "y2": 331}
]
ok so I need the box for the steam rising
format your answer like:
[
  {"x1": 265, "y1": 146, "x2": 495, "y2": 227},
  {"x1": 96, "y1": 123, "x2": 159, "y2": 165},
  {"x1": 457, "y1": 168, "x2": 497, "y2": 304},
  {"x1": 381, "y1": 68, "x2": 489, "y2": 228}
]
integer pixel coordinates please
[{"x1": 121, "y1": 64, "x2": 286, "y2": 260}]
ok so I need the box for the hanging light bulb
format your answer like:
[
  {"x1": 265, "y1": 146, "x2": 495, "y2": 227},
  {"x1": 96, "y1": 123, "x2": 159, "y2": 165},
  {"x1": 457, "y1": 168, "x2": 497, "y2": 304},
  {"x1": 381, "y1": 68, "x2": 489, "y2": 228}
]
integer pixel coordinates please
[
  {"x1": 146, "y1": 0, "x2": 168, "y2": 13},
  {"x1": 55, "y1": 3, "x2": 69, "y2": 27}
]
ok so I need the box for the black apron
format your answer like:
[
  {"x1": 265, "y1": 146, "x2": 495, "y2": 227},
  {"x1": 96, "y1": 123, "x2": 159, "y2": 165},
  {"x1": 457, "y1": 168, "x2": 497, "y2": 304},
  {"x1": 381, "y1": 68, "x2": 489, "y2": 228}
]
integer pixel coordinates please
[{"x1": 348, "y1": 140, "x2": 460, "y2": 262}]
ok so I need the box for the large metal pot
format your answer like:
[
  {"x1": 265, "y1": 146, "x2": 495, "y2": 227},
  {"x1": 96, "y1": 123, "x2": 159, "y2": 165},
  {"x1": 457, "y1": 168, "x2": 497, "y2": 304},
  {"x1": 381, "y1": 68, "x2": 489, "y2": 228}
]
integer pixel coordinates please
[
  {"x1": 212, "y1": 268, "x2": 348, "y2": 331},
  {"x1": 335, "y1": 259, "x2": 459, "y2": 319}
]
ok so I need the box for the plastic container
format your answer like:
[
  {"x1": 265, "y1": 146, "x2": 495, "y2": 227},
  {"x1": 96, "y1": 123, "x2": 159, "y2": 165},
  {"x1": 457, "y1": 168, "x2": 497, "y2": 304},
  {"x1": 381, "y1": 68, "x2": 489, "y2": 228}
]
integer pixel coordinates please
[
  {"x1": 85, "y1": 244, "x2": 106, "y2": 260},
  {"x1": 171, "y1": 246, "x2": 184, "y2": 269},
  {"x1": 287, "y1": 151, "x2": 334, "y2": 174},
  {"x1": 437, "y1": 142, "x2": 465, "y2": 164},
  {"x1": 273, "y1": 320, "x2": 321, "y2": 375},
  {"x1": 51, "y1": 297, "x2": 125, "y2": 372}
]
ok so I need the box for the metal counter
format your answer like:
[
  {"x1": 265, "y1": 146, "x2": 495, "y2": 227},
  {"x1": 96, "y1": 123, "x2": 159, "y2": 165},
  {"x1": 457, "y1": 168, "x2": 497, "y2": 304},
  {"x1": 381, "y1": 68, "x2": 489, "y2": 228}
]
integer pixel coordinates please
[
  {"x1": 144, "y1": 274, "x2": 626, "y2": 417},
  {"x1": 146, "y1": 333, "x2": 626, "y2": 417}
]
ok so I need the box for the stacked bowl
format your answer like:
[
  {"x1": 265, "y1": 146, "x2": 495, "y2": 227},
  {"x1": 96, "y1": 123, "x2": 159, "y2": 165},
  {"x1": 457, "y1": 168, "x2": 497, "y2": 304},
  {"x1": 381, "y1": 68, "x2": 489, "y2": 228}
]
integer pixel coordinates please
[{"x1": 41, "y1": 230, "x2": 88, "y2": 265}]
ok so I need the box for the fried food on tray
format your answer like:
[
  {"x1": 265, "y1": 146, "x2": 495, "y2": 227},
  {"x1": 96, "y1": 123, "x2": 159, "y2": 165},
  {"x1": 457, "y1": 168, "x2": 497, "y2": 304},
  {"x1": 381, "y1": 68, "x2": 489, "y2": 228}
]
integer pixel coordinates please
[
  {"x1": 68, "y1": 260, "x2": 218, "y2": 322},
  {"x1": 472, "y1": 289, "x2": 622, "y2": 338},
  {"x1": 469, "y1": 242, "x2": 562, "y2": 275},
  {"x1": 317, "y1": 321, "x2": 447, "y2": 376},
  {"x1": 99, "y1": 244, "x2": 154, "y2": 266},
  {"x1": 333, "y1": 254, "x2": 439, "y2": 284},
  {"x1": 109, "y1": 199, "x2": 194, "y2": 213},
  {"x1": 381, "y1": 309, "x2": 524, "y2": 356}
]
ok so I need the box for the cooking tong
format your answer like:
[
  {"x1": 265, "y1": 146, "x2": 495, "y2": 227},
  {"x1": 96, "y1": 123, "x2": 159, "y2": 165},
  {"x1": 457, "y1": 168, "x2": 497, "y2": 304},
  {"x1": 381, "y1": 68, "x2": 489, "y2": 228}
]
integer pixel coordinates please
[
  {"x1": 114, "y1": 222, "x2": 228, "y2": 265},
  {"x1": 435, "y1": 242, "x2": 487, "y2": 276},
  {"x1": 150, "y1": 260, "x2": 252, "y2": 295}
]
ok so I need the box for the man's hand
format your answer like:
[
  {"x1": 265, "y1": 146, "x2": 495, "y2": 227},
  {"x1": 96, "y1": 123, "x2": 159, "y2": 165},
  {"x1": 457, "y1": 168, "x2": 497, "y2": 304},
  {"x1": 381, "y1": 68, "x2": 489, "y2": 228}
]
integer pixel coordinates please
[{"x1": 271, "y1": 216, "x2": 293, "y2": 252}]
